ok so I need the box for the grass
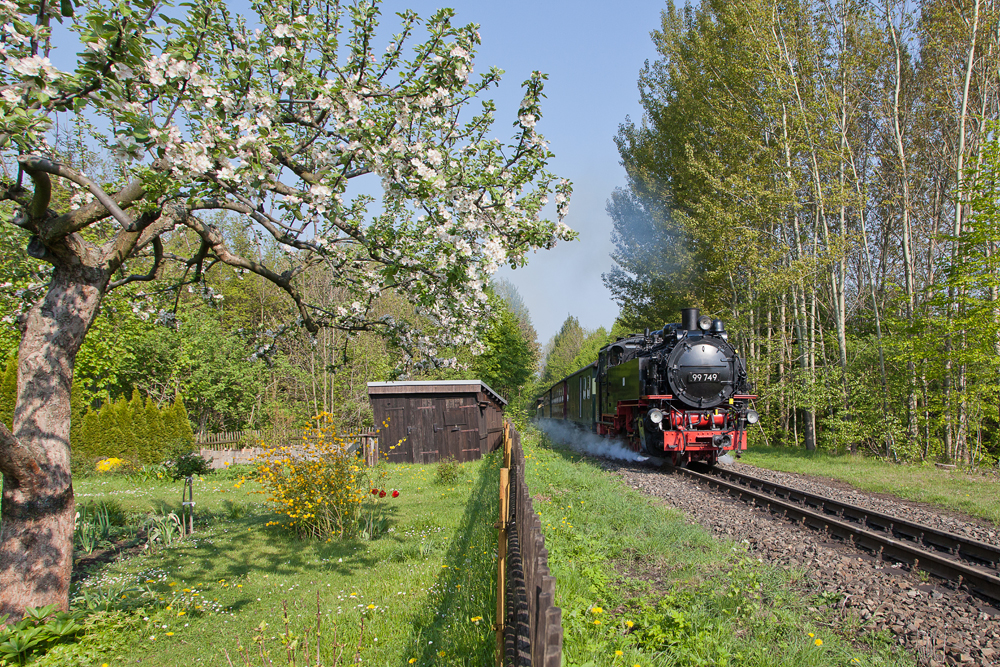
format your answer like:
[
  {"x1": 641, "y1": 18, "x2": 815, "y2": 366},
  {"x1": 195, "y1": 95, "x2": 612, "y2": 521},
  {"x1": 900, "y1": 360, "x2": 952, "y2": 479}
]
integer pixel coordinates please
[
  {"x1": 741, "y1": 446, "x2": 1000, "y2": 526},
  {"x1": 522, "y1": 429, "x2": 916, "y2": 667},
  {"x1": 45, "y1": 454, "x2": 500, "y2": 667}
]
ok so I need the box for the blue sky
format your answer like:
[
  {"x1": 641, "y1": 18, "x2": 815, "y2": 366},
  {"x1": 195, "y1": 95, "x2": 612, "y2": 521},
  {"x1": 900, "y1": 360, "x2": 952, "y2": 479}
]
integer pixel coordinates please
[{"x1": 397, "y1": 0, "x2": 665, "y2": 344}]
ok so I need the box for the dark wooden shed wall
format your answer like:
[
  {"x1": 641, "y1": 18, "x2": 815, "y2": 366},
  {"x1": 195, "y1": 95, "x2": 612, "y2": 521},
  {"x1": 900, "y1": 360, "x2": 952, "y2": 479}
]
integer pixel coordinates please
[{"x1": 368, "y1": 383, "x2": 505, "y2": 464}]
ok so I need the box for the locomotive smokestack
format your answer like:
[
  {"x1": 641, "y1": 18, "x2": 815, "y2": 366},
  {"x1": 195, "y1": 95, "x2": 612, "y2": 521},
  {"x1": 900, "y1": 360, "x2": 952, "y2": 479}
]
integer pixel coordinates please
[{"x1": 681, "y1": 308, "x2": 700, "y2": 332}]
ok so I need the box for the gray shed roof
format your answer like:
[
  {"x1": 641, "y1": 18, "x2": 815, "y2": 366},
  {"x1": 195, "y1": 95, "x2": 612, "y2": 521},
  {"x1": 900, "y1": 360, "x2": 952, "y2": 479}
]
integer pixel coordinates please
[{"x1": 366, "y1": 380, "x2": 507, "y2": 406}]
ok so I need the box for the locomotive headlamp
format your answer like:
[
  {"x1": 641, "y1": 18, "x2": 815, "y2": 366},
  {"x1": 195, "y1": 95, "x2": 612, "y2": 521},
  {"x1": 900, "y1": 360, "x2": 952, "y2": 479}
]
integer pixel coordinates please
[
  {"x1": 698, "y1": 315, "x2": 713, "y2": 331},
  {"x1": 647, "y1": 408, "x2": 664, "y2": 424},
  {"x1": 746, "y1": 409, "x2": 759, "y2": 424}
]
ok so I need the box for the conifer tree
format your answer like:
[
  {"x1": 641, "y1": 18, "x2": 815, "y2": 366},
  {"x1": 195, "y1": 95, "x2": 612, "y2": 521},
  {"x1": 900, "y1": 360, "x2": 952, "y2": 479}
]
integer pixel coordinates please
[
  {"x1": 144, "y1": 397, "x2": 165, "y2": 464},
  {"x1": 109, "y1": 397, "x2": 135, "y2": 464},
  {"x1": 128, "y1": 389, "x2": 148, "y2": 464},
  {"x1": 95, "y1": 402, "x2": 116, "y2": 463},
  {"x1": 173, "y1": 394, "x2": 195, "y2": 448},
  {"x1": 75, "y1": 408, "x2": 103, "y2": 472}
]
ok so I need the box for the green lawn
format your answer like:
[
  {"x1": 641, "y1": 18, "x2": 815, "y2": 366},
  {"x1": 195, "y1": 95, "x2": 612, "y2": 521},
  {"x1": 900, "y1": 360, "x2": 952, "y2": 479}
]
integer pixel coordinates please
[
  {"x1": 46, "y1": 455, "x2": 500, "y2": 667},
  {"x1": 741, "y1": 446, "x2": 1000, "y2": 526},
  {"x1": 523, "y1": 430, "x2": 915, "y2": 667}
]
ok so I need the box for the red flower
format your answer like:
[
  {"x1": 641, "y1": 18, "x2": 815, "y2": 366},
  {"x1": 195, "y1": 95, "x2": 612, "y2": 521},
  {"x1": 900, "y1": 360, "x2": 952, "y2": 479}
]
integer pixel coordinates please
[
  {"x1": 379, "y1": 490, "x2": 387, "y2": 498},
  {"x1": 392, "y1": 490, "x2": 399, "y2": 498},
  {"x1": 371, "y1": 488, "x2": 379, "y2": 495}
]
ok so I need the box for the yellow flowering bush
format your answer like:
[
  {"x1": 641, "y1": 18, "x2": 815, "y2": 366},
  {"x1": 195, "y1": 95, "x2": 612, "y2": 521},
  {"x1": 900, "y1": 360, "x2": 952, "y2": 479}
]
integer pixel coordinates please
[
  {"x1": 253, "y1": 413, "x2": 370, "y2": 540},
  {"x1": 95, "y1": 457, "x2": 125, "y2": 473}
]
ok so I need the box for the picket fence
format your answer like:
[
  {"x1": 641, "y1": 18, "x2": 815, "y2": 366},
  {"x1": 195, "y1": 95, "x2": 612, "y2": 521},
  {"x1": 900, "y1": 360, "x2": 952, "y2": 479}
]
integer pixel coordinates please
[{"x1": 498, "y1": 423, "x2": 562, "y2": 666}]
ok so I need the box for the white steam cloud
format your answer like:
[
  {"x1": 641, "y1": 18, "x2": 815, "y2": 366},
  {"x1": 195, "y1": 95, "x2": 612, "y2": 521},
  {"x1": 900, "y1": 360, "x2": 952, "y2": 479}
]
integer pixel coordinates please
[{"x1": 536, "y1": 419, "x2": 649, "y2": 462}]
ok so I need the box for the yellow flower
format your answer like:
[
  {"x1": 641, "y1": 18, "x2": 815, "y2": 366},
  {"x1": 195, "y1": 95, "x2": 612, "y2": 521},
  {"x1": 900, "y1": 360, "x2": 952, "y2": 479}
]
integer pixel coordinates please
[
  {"x1": 814, "y1": 639, "x2": 823, "y2": 646},
  {"x1": 591, "y1": 606, "x2": 603, "y2": 614},
  {"x1": 808, "y1": 632, "x2": 814, "y2": 638},
  {"x1": 409, "y1": 660, "x2": 416, "y2": 664},
  {"x1": 438, "y1": 651, "x2": 445, "y2": 657},
  {"x1": 625, "y1": 620, "x2": 634, "y2": 628},
  {"x1": 615, "y1": 650, "x2": 623, "y2": 656},
  {"x1": 367, "y1": 604, "x2": 376, "y2": 609},
  {"x1": 177, "y1": 611, "x2": 186, "y2": 616},
  {"x1": 166, "y1": 632, "x2": 174, "y2": 637},
  {"x1": 593, "y1": 620, "x2": 601, "y2": 625}
]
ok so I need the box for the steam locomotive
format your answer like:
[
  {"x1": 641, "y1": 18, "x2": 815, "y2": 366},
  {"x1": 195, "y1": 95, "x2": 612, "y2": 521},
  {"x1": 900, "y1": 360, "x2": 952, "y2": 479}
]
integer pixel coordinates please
[{"x1": 536, "y1": 308, "x2": 758, "y2": 466}]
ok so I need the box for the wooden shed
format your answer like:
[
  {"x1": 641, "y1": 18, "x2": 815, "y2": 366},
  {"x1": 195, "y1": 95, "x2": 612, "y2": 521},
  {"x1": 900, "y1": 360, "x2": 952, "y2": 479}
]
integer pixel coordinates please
[{"x1": 366, "y1": 380, "x2": 507, "y2": 464}]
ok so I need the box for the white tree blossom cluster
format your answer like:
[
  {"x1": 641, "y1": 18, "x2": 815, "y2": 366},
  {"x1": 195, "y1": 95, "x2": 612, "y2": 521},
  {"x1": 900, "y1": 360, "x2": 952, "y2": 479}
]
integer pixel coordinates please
[{"x1": 0, "y1": 0, "x2": 574, "y2": 369}]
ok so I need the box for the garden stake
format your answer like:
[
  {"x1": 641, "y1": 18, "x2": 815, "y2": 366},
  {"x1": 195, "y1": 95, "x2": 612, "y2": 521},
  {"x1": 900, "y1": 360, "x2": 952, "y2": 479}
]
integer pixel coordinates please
[{"x1": 181, "y1": 476, "x2": 195, "y2": 535}]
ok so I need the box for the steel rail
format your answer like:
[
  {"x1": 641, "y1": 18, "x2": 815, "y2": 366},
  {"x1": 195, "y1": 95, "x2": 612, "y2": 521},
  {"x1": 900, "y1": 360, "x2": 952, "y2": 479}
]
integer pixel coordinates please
[
  {"x1": 707, "y1": 466, "x2": 1000, "y2": 570},
  {"x1": 677, "y1": 466, "x2": 1000, "y2": 603}
]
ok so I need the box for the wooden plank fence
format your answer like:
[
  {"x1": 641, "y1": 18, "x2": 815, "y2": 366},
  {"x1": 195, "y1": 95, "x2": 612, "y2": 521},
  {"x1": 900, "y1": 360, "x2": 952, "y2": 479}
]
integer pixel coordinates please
[{"x1": 498, "y1": 422, "x2": 562, "y2": 666}]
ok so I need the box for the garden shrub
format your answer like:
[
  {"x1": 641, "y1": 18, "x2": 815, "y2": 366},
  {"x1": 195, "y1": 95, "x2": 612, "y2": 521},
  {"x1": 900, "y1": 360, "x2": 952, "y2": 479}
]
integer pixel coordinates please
[
  {"x1": 435, "y1": 457, "x2": 462, "y2": 485},
  {"x1": 252, "y1": 412, "x2": 370, "y2": 540},
  {"x1": 169, "y1": 451, "x2": 212, "y2": 479}
]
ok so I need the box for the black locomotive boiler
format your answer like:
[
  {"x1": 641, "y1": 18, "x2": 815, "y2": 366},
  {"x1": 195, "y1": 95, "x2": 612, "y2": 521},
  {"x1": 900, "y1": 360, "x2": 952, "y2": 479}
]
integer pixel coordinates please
[{"x1": 536, "y1": 308, "x2": 758, "y2": 466}]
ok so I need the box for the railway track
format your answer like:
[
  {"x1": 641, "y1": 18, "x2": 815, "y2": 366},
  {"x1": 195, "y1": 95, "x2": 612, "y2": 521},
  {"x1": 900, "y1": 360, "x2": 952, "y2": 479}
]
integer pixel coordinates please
[{"x1": 676, "y1": 464, "x2": 1000, "y2": 604}]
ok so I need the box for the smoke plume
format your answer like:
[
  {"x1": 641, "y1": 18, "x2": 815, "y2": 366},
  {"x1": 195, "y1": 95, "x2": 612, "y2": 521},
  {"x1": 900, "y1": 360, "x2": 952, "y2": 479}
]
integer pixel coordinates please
[{"x1": 536, "y1": 419, "x2": 649, "y2": 462}]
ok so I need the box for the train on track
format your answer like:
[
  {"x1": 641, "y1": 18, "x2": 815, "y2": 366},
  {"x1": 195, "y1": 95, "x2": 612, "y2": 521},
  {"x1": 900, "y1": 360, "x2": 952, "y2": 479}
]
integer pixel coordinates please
[{"x1": 536, "y1": 307, "x2": 758, "y2": 466}]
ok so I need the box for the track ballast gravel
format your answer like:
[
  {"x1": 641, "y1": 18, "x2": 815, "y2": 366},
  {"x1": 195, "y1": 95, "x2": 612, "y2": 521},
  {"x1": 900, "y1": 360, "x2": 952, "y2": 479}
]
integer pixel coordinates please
[{"x1": 598, "y1": 458, "x2": 1000, "y2": 667}]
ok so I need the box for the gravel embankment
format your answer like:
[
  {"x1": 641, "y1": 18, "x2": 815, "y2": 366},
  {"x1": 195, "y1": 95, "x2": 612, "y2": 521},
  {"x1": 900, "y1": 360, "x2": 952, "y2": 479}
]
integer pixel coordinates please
[{"x1": 599, "y1": 458, "x2": 1000, "y2": 667}]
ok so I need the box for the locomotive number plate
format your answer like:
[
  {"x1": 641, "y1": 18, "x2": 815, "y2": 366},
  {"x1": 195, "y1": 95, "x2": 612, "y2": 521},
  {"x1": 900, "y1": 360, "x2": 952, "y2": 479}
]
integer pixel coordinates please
[{"x1": 687, "y1": 373, "x2": 719, "y2": 383}]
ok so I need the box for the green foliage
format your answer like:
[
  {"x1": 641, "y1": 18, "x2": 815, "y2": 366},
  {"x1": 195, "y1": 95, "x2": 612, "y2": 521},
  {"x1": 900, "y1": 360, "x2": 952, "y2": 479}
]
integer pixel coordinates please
[
  {"x1": 142, "y1": 511, "x2": 184, "y2": 550},
  {"x1": 168, "y1": 452, "x2": 211, "y2": 480},
  {"x1": 540, "y1": 315, "x2": 586, "y2": 386},
  {"x1": 471, "y1": 294, "x2": 536, "y2": 398},
  {"x1": 0, "y1": 350, "x2": 15, "y2": 431},
  {"x1": 0, "y1": 605, "x2": 87, "y2": 665},
  {"x1": 434, "y1": 457, "x2": 462, "y2": 485}
]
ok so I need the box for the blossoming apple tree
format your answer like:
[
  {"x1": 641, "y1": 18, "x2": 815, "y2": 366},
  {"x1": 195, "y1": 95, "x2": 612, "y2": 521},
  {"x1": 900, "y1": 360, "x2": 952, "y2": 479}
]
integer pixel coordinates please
[{"x1": 0, "y1": 0, "x2": 573, "y2": 616}]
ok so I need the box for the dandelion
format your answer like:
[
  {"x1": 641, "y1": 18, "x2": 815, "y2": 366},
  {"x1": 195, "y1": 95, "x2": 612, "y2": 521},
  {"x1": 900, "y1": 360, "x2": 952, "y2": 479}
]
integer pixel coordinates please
[
  {"x1": 808, "y1": 632, "x2": 814, "y2": 638},
  {"x1": 815, "y1": 639, "x2": 823, "y2": 646},
  {"x1": 409, "y1": 660, "x2": 416, "y2": 664},
  {"x1": 625, "y1": 621, "x2": 634, "y2": 629},
  {"x1": 615, "y1": 650, "x2": 623, "y2": 656},
  {"x1": 591, "y1": 606, "x2": 603, "y2": 614},
  {"x1": 166, "y1": 632, "x2": 174, "y2": 636},
  {"x1": 438, "y1": 651, "x2": 445, "y2": 657}
]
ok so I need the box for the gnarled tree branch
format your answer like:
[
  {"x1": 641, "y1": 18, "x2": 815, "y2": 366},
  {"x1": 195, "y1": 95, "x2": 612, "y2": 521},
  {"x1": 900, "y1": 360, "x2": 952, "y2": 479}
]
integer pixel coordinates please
[
  {"x1": 17, "y1": 156, "x2": 135, "y2": 234},
  {"x1": 109, "y1": 237, "x2": 164, "y2": 289}
]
